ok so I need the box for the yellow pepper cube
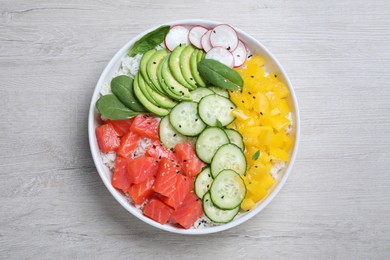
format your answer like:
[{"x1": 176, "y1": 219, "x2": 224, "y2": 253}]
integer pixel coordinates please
[
  {"x1": 282, "y1": 135, "x2": 293, "y2": 151},
  {"x1": 232, "y1": 108, "x2": 251, "y2": 121},
  {"x1": 241, "y1": 198, "x2": 256, "y2": 211},
  {"x1": 269, "y1": 147, "x2": 289, "y2": 161},
  {"x1": 258, "y1": 126, "x2": 273, "y2": 146},
  {"x1": 243, "y1": 133, "x2": 260, "y2": 147},
  {"x1": 252, "y1": 92, "x2": 269, "y2": 114},
  {"x1": 270, "y1": 132, "x2": 285, "y2": 148},
  {"x1": 272, "y1": 82, "x2": 289, "y2": 98},
  {"x1": 259, "y1": 173, "x2": 276, "y2": 190},
  {"x1": 266, "y1": 92, "x2": 280, "y2": 108},
  {"x1": 248, "y1": 187, "x2": 268, "y2": 202},
  {"x1": 277, "y1": 99, "x2": 290, "y2": 116},
  {"x1": 270, "y1": 114, "x2": 290, "y2": 131},
  {"x1": 247, "y1": 163, "x2": 269, "y2": 181}
]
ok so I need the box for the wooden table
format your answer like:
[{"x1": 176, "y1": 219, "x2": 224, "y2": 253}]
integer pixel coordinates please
[{"x1": 1, "y1": 0, "x2": 389, "y2": 259}]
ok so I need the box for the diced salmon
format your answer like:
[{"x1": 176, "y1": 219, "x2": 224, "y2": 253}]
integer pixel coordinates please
[
  {"x1": 162, "y1": 174, "x2": 191, "y2": 210},
  {"x1": 145, "y1": 140, "x2": 178, "y2": 163},
  {"x1": 111, "y1": 157, "x2": 130, "y2": 192},
  {"x1": 127, "y1": 156, "x2": 159, "y2": 184},
  {"x1": 130, "y1": 114, "x2": 160, "y2": 140},
  {"x1": 108, "y1": 118, "x2": 134, "y2": 136},
  {"x1": 152, "y1": 158, "x2": 181, "y2": 197},
  {"x1": 174, "y1": 142, "x2": 206, "y2": 177},
  {"x1": 143, "y1": 198, "x2": 173, "y2": 224},
  {"x1": 128, "y1": 175, "x2": 155, "y2": 205},
  {"x1": 117, "y1": 131, "x2": 141, "y2": 159},
  {"x1": 95, "y1": 123, "x2": 120, "y2": 153},
  {"x1": 171, "y1": 192, "x2": 203, "y2": 229}
]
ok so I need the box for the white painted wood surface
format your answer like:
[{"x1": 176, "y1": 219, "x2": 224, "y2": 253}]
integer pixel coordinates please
[{"x1": 1, "y1": 0, "x2": 389, "y2": 259}]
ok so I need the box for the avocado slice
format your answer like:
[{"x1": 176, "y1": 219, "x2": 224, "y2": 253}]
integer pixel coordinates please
[
  {"x1": 168, "y1": 44, "x2": 193, "y2": 90},
  {"x1": 140, "y1": 73, "x2": 177, "y2": 109},
  {"x1": 157, "y1": 56, "x2": 186, "y2": 101},
  {"x1": 161, "y1": 56, "x2": 191, "y2": 101},
  {"x1": 146, "y1": 49, "x2": 168, "y2": 94},
  {"x1": 140, "y1": 49, "x2": 161, "y2": 94},
  {"x1": 180, "y1": 45, "x2": 197, "y2": 90},
  {"x1": 137, "y1": 73, "x2": 160, "y2": 107},
  {"x1": 133, "y1": 74, "x2": 169, "y2": 116},
  {"x1": 190, "y1": 49, "x2": 206, "y2": 88}
]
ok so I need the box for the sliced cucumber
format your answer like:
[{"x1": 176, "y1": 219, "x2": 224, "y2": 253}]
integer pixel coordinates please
[
  {"x1": 198, "y1": 94, "x2": 236, "y2": 127},
  {"x1": 209, "y1": 86, "x2": 229, "y2": 98},
  {"x1": 194, "y1": 167, "x2": 213, "y2": 199},
  {"x1": 202, "y1": 193, "x2": 239, "y2": 223},
  {"x1": 169, "y1": 101, "x2": 206, "y2": 136},
  {"x1": 195, "y1": 127, "x2": 230, "y2": 163},
  {"x1": 210, "y1": 143, "x2": 247, "y2": 178},
  {"x1": 210, "y1": 169, "x2": 246, "y2": 210},
  {"x1": 159, "y1": 116, "x2": 190, "y2": 149},
  {"x1": 190, "y1": 88, "x2": 214, "y2": 102},
  {"x1": 224, "y1": 129, "x2": 244, "y2": 151}
]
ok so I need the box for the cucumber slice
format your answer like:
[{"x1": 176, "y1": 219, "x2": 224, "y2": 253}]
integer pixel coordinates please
[
  {"x1": 210, "y1": 143, "x2": 247, "y2": 177},
  {"x1": 195, "y1": 127, "x2": 230, "y2": 163},
  {"x1": 210, "y1": 169, "x2": 246, "y2": 210},
  {"x1": 194, "y1": 167, "x2": 213, "y2": 199},
  {"x1": 202, "y1": 193, "x2": 239, "y2": 223},
  {"x1": 209, "y1": 86, "x2": 229, "y2": 98},
  {"x1": 169, "y1": 101, "x2": 206, "y2": 136},
  {"x1": 190, "y1": 88, "x2": 214, "y2": 102},
  {"x1": 198, "y1": 94, "x2": 236, "y2": 127},
  {"x1": 224, "y1": 129, "x2": 244, "y2": 151},
  {"x1": 159, "y1": 116, "x2": 190, "y2": 149}
]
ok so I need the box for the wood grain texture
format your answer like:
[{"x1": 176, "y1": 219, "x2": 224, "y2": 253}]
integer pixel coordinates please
[{"x1": 1, "y1": 0, "x2": 390, "y2": 259}]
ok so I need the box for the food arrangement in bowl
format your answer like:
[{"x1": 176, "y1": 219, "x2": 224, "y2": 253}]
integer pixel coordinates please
[{"x1": 89, "y1": 20, "x2": 299, "y2": 234}]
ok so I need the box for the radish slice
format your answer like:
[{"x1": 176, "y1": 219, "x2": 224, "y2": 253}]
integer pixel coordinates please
[
  {"x1": 164, "y1": 25, "x2": 190, "y2": 51},
  {"x1": 209, "y1": 24, "x2": 239, "y2": 51},
  {"x1": 189, "y1": 26, "x2": 209, "y2": 49},
  {"x1": 201, "y1": 30, "x2": 213, "y2": 52},
  {"x1": 232, "y1": 40, "x2": 247, "y2": 67},
  {"x1": 205, "y1": 47, "x2": 234, "y2": 68}
]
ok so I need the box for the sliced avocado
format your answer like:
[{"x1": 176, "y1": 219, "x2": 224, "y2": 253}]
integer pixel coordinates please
[
  {"x1": 140, "y1": 74, "x2": 177, "y2": 109},
  {"x1": 140, "y1": 49, "x2": 160, "y2": 93},
  {"x1": 168, "y1": 44, "x2": 193, "y2": 90},
  {"x1": 133, "y1": 74, "x2": 169, "y2": 116},
  {"x1": 137, "y1": 73, "x2": 160, "y2": 107},
  {"x1": 161, "y1": 56, "x2": 191, "y2": 101},
  {"x1": 180, "y1": 45, "x2": 197, "y2": 90},
  {"x1": 146, "y1": 49, "x2": 168, "y2": 94},
  {"x1": 190, "y1": 49, "x2": 206, "y2": 87},
  {"x1": 157, "y1": 56, "x2": 186, "y2": 101},
  {"x1": 197, "y1": 50, "x2": 205, "y2": 62}
]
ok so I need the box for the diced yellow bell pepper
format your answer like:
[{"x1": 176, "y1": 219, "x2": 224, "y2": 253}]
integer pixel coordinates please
[
  {"x1": 232, "y1": 108, "x2": 251, "y2": 121},
  {"x1": 277, "y1": 99, "x2": 290, "y2": 116},
  {"x1": 272, "y1": 82, "x2": 289, "y2": 98},
  {"x1": 269, "y1": 147, "x2": 289, "y2": 161},
  {"x1": 282, "y1": 135, "x2": 293, "y2": 151},
  {"x1": 269, "y1": 132, "x2": 285, "y2": 148},
  {"x1": 248, "y1": 187, "x2": 268, "y2": 202},
  {"x1": 270, "y1": 114, "x2": 290, "y2": 131},
  {"x1": 243, "y1": 133, "x2": 260, "y2": 147},
  {"x1": 260, "y1": 173, "x2": 276, "y2": 190},
  {"x1": 241, "y1": 198, "x2": 256, "y2": 211},
  {"x1": 252, "y1": 92, "x2": 269, "y2": 114},
  {"x1": 258, "y1": 126, "x2": 273, "y2": 146}
]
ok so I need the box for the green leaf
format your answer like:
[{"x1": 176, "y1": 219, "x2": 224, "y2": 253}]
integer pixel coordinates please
[
  {"x1": 111, "y1": 75, "x2": 147, "y2": 112},
  {"x1": 215, "y1": 119, "x2": 223, "y2": 128},
  {"x1": 252, "y1": 150, "x2": 261, "y2": 161},
  {"x1": 96, "y1": 94, "x2": 140, "y2": 120},
  {"x1": 198, "y1": 59, "x2": 243, "y2": 90},
  {"x1": 128, "y1": 25, "x2": 170, "y2": 56}
]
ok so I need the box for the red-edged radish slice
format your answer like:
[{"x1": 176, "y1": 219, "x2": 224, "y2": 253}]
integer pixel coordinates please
[
  {"x1": 232, "y1": 40, "x2": 247, "y2": 67},
  {"x1": 201, "y1": 30, "x2": 213, "y2": 52},
  {"x1": 205, "y1": 47, "x2": 234, "y2": 68},
  {"x1": 164, "y1": 25, "x2": 190, "y2": 51},
  {"x1": 189, "y1": 26, "x2": 209, "y2": 49},
  {"x1": 209, "y1": 24, "x2": 239, "y2": 51}
]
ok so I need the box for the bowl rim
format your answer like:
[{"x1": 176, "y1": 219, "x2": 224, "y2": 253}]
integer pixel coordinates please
[{"x1": 88, "y1": 19, "x2": 301, "y2": 235}]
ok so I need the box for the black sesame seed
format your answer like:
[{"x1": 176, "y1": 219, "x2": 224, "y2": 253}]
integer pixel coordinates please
[
  {"x1": 260, "y1": 112, "x2": 263, "y2": 115},
  {"x1": 221, "y1": 195, "x2": 224, "y2": 199},
  {"x1": 248, "y1": 92, "x2": 251, "y2": 95},
  {"x1": 255, "y1": 166, "x2": 258, "y2": 168},
  {"x1": 179, "y1": 43, "x2": 182, "y2": 47},
  {"x1": 190, "y1": 77, "x2": 193, "y2": 80},
  {"x1": 153, "y1": 61, "x2": 156, "y2": 64},
  {"x1": 153, "y1": 145, "x2": 156, "y2": 148},
  {"x1": 274, "y1": 74, "x2": 277, "y2": 78},
  {"x1": 195, "y1": 118, "x2": 198, "y2": 121},
  {"x1": 207, "y1": 185, "x2": 210, "y2": 188},
  {"x1": 173, "y1": 133, "x2": 177, "y2": 137},
  {"x1": 227, "y1": 46, "x2": 231, "y2": 51},
  {"x1": 230, "y1": 107, "x2": 233, "y2": 109},
  {"x1": 253, "y1": 96, "x2": 256, "y2": 99},
  {"x1": 213, "y1": 30, "x2": 216, "y2": 33},
  {"x1": 248, "y1": 54, "x2": 253, "y2": 58},
  {"x1": 179, "y1": 124, "x2": 182, "y2": 128},
  {"x1": 241, "y1": 100, "x2": 245, "y2": 103},
  {"x1": 237, "y1": 55, "x2": 240, "y2": 57},
  {"x1": 171, "y1": 87, "x2": 174, "y2": 89},
  {"x1": 251, "y1": 75, "x2": 254, "y2": 78},
  {"x1": 158, "y1": 156, "x2": 162, "y2": 159}
]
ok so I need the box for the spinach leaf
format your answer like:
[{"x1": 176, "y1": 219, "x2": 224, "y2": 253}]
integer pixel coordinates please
[
  {"x1": 128, "y1": 25, "x2": 170, "y2": 56},
  {"x1": 198, "y1": 59, "x2": 243, "y2": 90},
  {"x1": 96, "y1": 94, "x2": 140, "y2": 120},
  {"x1": 252, "y1": 150, "x2": 261, "y2": 161},
  {"x1": 215, "y1": 119, "x2": 223, "y2": 128},
  {"x1": 111, "y1": 75, "x2": 147, "y2": 112}
]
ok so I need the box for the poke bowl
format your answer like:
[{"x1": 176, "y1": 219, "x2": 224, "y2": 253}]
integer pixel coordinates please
[{"x1": 88, "y1": 19, "x2": 300, "y2": 235}]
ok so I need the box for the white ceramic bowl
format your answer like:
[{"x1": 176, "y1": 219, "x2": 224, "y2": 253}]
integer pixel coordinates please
[{"x1": 88, "y1": 19, "x2": 300, "y2": 235}]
